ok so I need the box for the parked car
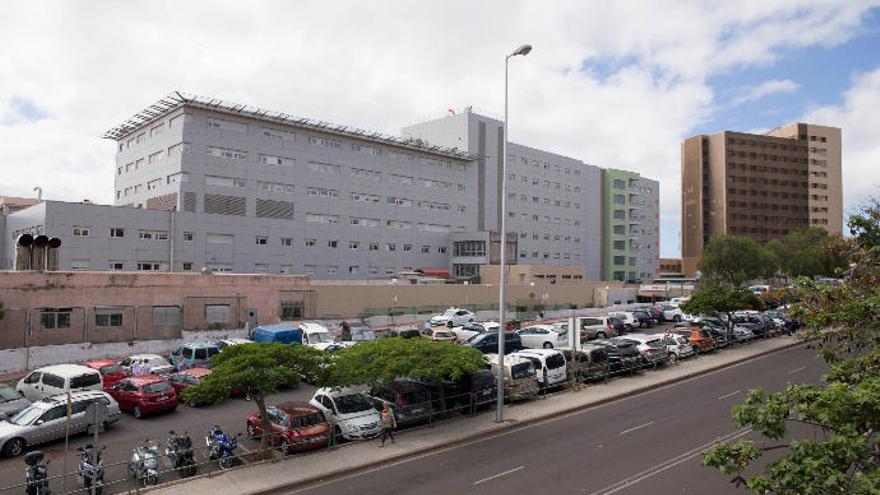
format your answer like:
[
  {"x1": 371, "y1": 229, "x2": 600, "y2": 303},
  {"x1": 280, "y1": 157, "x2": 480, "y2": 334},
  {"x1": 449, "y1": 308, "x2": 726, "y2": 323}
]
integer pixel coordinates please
[
  {"x1": 732, "y1": 315, "x2": 770, "y2": 338},
  {"x1": 559, "y1": 345, "x2": 610, "y2": 381},
  {"x1": 622, "y1": 334, "x2": 670, "y2": 365},
  {"x1": 17, "y1": 364, "x2": 103, "y2": 402},
  {"x1": 0, "y1": 391, "x2": 121, "y2": 457},
  {"x1": 647, "y1": 306, "x2": 666, "y2": 323},
  {"x1": 299, "y1": 322, "x2": 337, "y2": 350},
  {"x1": 578, "y1": 316, "x2": 618, "y2": 340},
  {"x1": 517, "y1": 325, "x2": 566, "y2": 349},
  {"x1": 170, "y1": 342, "x2": 221, "y2": 370},
  {"x1": 430, "y1": 308, "x2": 474, "y2": 328},
  {"x1": 452, "y1": 321, "x2": 499, "y2": 342},
  {"x1": 659, "y1": 304, "x2": 684, "y2": 322},
  {"x1": 0, "y1": 384, "x2": 30, "y2": 422},
  {"x1": 673, "y1": 327, "x2": 717, "y2": 353},
  {"x1": 421, "y1": 327, "x2": 458, "y2": 342},
  {"x1": 607, "y1": 316, "x2": 627, "y2": 335},
  {"x1": 343, "y1": 323, "x2": 376, "y2": 343},
  {"x1": 658, "y1": 333, "x2": 695, "y2": 363},
  {"x1": 594, "y1": 338, "x2": 647, "y2": 374},
  {"x1": 119, "y1": 354, "x2": 174, "y2": 376},
  {"x1": 309, "y1": 387, "x2": 382, "y2": 441},
  {"x1": 168, "y1": 368, "x2": 213, "y2": 395},
  {"x1": 698, "y1": 322, "x2": 729, "y2": 348},
  {"x1": 367, "y1": 380, "x2": 433, "y2": 427},
  {"x1": 250, "y1": 323, "x2": 303, "y2": 344},
  {"x1": 388, "y1": 327, "x2": 421, "y2": 339},
  {"x1": 215, "y1": 338, "x2": 253, "y2": 350},
  {"x1": 668, "y1": 296, "x2": 690, "y2": 306},
  {"x1": 417, "y1": 370, "x2": 497, "y2": 412},
  {"x1": 246, "y1": 401, "x2": 330, "y2": 454},
  {"x1": 465, "y1": 331, "x2": 522, "y2": 354},
  {"x1": 82, "y1": 360, "x2": 127, "y2": 391},
  {"x1": 107, "y1": 376, "x2": 178, "y2": 419},
  {"x1": 631, "y1": 309, "x2": 657, "y2": 328},
  {"x1": 511, "y1": 349, "x2": 567, "y2": 388},
  {"x1": 607, "y1": 312, "x2": 638, "y2": 332},
  {"x1": 485, "y1": 354, "x2": 538, "y2": 400}
]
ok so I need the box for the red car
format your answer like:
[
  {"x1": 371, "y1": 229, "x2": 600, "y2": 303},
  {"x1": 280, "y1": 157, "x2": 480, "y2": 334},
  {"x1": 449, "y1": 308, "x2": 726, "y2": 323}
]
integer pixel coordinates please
[
  {"x1": 108, "y1": 375, "x2": 178, "y2": 419},
  {"x1": 246, "y1": 401, "x2": 330, "y2": 454},
  {"x1": 168, "y1": 368, "x2": 213, "y2": 394},
  {"x1": 82, "y1": 359, "x2": 127, "y2": 390}
]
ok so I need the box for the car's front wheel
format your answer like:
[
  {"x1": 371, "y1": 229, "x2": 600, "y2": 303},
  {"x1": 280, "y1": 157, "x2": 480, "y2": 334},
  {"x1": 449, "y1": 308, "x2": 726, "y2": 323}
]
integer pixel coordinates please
[
  {"x1": 542, "y1": 342, "x2": 553, "y2": 349},
  {"x1": 673, "y1": 315, "x2": 681, "y2": 322},
  {"x1": 2, "y1": 438, "x2": 24, "y2": 457},
  {"x1": 133, "y1": 406, "x2": 143, "y2": 419},
  {"x1": 596, "y1": 331, "x2": 607, "y2": 339},
  {"x1": 246, "y1": 422, "x2": 258, "y2": 439},
  {"x1": 280, "y1": 440, "x2": 291, "y2": 455}
]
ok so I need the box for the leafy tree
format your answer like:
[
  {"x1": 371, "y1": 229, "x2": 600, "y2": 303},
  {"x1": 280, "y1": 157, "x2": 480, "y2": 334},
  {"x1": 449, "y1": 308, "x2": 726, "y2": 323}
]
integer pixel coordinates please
[
  {"x1": 699, "y1": 236, "x2": 777, "y2": 285},
  {"x1": 181, "y1": 343, "x2": 323, "y2": 455},
  {"x1": 765, "y1": 228, "x2": 848, "y2": 279},
  {"x1": 321, "y1": 337, "x2": 486, "y2": 411},
  {"x1": 680, "y1": 283, "x2": 763, "y2": 340},
  {"x1": 702, "y1": 199, "x2": 880, "y2": 494}
]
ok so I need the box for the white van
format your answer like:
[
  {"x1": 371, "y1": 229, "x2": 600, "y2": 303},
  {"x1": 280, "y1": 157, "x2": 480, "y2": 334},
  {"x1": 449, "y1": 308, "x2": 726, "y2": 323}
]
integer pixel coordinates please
[
  {"x1": 16, "y1": 365, "x2": 103, "y2": 402},
  {"x1": 512, "y1": 349, "x2": 567, "y2": 387},
  {"x1": 299, "y1": 322, "x2": 336, "y2": 350},
  {"x1": 485, "y1": 354, "x2": 538, "y2": 400}
]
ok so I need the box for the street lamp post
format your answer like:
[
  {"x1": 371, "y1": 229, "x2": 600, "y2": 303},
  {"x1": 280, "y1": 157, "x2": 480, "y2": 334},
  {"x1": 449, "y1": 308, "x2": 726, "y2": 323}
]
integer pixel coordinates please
[{"x1": 497, "y1": 43, "x2": 532, "y2": 423}]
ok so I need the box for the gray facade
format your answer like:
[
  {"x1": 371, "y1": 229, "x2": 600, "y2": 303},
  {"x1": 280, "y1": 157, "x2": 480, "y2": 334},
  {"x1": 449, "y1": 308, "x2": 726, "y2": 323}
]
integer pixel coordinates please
[
  {"x1": 403, "y1": 111, "x2": 603, "y2": 281},
  {"x1": 631, "y1": 177, "x2": 660, "y2": 281}
]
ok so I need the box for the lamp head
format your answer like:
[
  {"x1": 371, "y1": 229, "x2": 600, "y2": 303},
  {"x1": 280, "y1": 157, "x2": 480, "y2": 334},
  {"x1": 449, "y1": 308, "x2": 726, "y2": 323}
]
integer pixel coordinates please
[{"x1": 511, "y1": 44, "x2": 532, "y2": 57}]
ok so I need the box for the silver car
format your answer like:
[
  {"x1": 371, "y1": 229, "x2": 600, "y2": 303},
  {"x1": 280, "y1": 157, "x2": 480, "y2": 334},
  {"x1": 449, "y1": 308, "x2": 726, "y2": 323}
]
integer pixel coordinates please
[
  {"x1": 0, "y1": 391, "x2": 121, "y2": 457},
  {"x1": 0, "y1": 384, "x2": 30, "y2": 421}
]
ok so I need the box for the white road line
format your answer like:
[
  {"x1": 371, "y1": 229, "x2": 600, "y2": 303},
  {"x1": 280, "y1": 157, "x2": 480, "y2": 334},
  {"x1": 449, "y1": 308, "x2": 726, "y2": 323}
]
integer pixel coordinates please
[
  {"x1": 788, "y1": 366, "x2": 806, "y2": 374},
  {"x1": 619, "y1": 421, "x2": 654, "y2": 435},
  {"x1": 591, "y1": 428, "x2": 752, "y2": 495},
  {"x1": 717, "y1": 390, "x2": 742, "y2": 400},
  {"x1": 473, "y1": 465, "x2": 525, "y2": 485}
]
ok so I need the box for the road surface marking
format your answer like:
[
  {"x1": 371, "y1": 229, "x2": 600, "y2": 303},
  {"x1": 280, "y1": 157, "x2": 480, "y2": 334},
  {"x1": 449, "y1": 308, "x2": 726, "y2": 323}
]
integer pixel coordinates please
[
  {"x1": 788, "y1": 366, "x2": 806, "y2": 374},
  {"x1": 619, "y1": 421, "x2": 654, "y2": 435},
  {"x1": 473, "y1": 465, "x2": 525, "y2": 485},
  {"x1": 591, "y1": 427, "x2": 752, "y2": 495},
  {"x1": 717, "y1": 390, "x2": 741, "y2": 400}
]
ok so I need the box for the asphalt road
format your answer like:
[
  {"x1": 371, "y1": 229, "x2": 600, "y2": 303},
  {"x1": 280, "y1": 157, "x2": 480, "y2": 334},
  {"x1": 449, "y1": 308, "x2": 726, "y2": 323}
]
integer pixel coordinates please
[{"x1": 283, "y1": 343, "x2": 825, "y2": 495}]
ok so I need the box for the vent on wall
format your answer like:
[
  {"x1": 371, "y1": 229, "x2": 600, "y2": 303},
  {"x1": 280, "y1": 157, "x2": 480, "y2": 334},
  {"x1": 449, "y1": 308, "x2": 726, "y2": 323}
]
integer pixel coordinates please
[
  {"x1": 183, "y1": 192, "x2": 197, "y2": 212},
  {"x1": 204, "y1": 194, "x2": 246, "y2": 216},
  {"x1": 146, "y1": 193, "x2": 178, "y2": 211},
  {"x1": 256, "y1": 199, "x2": 294, "y2": 220}
]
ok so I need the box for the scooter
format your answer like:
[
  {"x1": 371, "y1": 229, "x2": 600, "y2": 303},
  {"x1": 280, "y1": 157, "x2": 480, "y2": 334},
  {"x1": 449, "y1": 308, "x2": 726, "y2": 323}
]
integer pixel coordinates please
[
  {"x1": 76, "y1": 444, "x2": 106, "y2": 494},
  {"x1": 206, "y1": 425, "x2": 240, "y2": 470},
  {"x1": 23, "y1": 451, "x2": 50, "y2": 495},
  {"x1": 166, "y1": 430, "x2": 197, "y2": 477},
  {"x1": 129, "y1": 439, "x2": 160, "y2": 487}
]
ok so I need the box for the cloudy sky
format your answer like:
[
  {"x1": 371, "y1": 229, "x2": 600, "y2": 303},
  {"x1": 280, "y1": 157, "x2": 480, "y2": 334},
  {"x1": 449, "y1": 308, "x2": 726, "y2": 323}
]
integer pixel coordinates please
[{"x1": 1, "y1": 1, "x2": 879, "y2": 257}]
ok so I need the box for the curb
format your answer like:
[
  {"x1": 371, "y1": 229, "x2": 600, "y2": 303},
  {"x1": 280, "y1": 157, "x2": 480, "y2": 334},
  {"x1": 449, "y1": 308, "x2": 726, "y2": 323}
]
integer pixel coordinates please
[{"x1": 149, "y1": 337, "x2": 805, "y2": 495}]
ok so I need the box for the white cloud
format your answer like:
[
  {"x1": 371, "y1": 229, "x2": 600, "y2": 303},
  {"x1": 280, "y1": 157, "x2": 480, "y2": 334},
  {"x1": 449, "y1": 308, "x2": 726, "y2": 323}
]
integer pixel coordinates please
[
  {"x1": 0, "y1": 0, "x2": 878, "y2": 258},
  {"x1": 803, "y1": 68, "x2": 880, "y2": 216},
  {"x1": 732, "y1": 79, "x2": 800, "y2": 105}
]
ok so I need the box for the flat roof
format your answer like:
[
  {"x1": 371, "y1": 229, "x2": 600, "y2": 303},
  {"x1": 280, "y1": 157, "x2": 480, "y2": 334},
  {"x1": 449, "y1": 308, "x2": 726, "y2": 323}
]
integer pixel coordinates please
[{"x1": 104, "y1": 91, "x2": 478, "y2": 161}]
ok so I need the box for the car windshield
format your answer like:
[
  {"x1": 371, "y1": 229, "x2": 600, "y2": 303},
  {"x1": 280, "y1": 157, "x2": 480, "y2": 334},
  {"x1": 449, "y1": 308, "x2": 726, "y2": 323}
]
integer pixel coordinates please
[
  {"x1": 511, "y1": 363, "x2": 535, "y2": 380},
  {"x1": 142, "y1": 381, "x2": 171, "y2": 394},
  {"x1": 99, "y1": 364, "x2": 123, "y2": 375},
  {"x1": 334, "y1": 394, "x2": 373, "y2": 414},
  {"x1": 8, "y1": 406, "x2": 44, "y2": 425},
  {"x1": 0, "y1": 387, "x2": 19, "y2": 402},
  {"x1": 546, "y1": 354, "x2": 565, "y2": 369},
  {"x1": 311, "y1": 332, "x2": 335, "y2": 343},
  {"x1": 441, "y1": 309, "x2": 457, "y2": 317},
  {"x1": 434, "y1": 332, "x2": 453, "y2": 338}
]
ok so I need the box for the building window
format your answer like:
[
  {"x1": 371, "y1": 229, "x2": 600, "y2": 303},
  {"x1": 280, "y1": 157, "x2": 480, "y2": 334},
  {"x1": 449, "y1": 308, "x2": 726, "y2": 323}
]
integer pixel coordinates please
[
  {"x1": 420, "y1": 245, "x2": 431, "y2": 254},
  {"x1": 280, "y1": 301, "x2": 303, "y2": 320},
  {"x1": 308, "y1": 136, "x2": 341, "y2": 149},
  {"x1": 387, "y1": 243, "x2": 396, "y2": 252},
  {"x1": 613, "y1": 179, "x2": 626, "y2": 189},
  {"x1": 438, "y1": 246, "x2": 447, "y2": 254},
  {"x1": 453, "y1": 241, "x2": 486, "y2": 257},
  {"x1": 304, "y1": 265, "x2": 316, "y2": 275},
  {"x1": 370, "y1": 242, "x2": 379, "y2": 251},
  {"x1": 613, "y1": 210, "x2": 626, "y2": 220},
  {"x1": 73, "y1": 226, "x2": 90, "y2": 237},
  {"x1": 613, "y1": 240, "x2": 626, "y2": 250},
  {"x1": 256, "y1": 236, "x2": 268, "y2": 246},
  {"x1": 305, "y1": 239, "x2": 316, "y2": 247},
  {"x1": 183, "y1": 231, "x2": 193, "y2": 242},
  {"x1": 254, "y1": 264, "x2": 268, "y2": 273},
  {"x1": 403, "y1": 244, "x2": 412, "y2": 252},
  {"x1": 182, "y1": 262, "x2": 193, "y2": 271},
  {"x1": 71, "y1": 259, "x2": 89, "y2": 270},
  {"x1": 349, "y1": 241, "x2": 359, "y2": 251},
  {"x1": 95, "y1": 307, "x2": 124, "y2": 327},
  {"x1": 40, "y1": 308, "x2": 71, "y2": 330},
  {"x1": 613, "y1": 256, "x2": 626, "y2": 266},
  {"x1": 328, "y1": 240, "x2": 338, "y2": 249},
  {"x1": 349, "y1": 265, "x2": 360, "y2": 274},
  {"x1": 280, "y1": 264, "x2": 292, "y2": 274},
  {"x1": 108, "y1": 261, "x2": 124, "y2": 271},
  {"x1": 205, "y1": 305, "x2": 229, "y2": 325},
  {"x1": 613, "y1": 194, "x2": 626, "y2": 205},
  {"x1": 137, "y1": 262, "x2": 163, "y2": 271},
  {"x1": 139, "y1": 230, "x2": 169, "y2": 240},
  {"x1": 327, "y1": 265, "x2": 338, "y2": 275},
  {"x1": 281, "y1": 238, "x2": 293, "y2": 247},
  {"x1": 152, "y1": 306, "x2": 179, "y2": 327}
]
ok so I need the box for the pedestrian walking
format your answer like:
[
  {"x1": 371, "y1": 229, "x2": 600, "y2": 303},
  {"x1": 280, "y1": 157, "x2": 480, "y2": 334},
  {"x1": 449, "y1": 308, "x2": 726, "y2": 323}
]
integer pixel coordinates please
[{"x1": 378, "y1": 403, "x2": 397, "y2": 447}]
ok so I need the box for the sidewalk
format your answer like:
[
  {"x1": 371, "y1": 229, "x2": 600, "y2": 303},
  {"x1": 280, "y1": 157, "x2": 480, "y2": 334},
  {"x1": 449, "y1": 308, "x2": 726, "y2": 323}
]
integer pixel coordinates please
[{"x1": 145, "y1": 336, "x2": 803, "y2": 495}]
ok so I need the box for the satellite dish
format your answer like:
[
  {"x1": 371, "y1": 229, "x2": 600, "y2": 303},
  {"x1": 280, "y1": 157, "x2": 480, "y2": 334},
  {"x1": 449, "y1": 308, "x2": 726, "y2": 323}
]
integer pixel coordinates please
[
  {"x1": 17, "y1": 234, "x2": 34, "y2": 247},
  {"x1": 33, "y1": 235, "x2": 49, "y2": 248}
]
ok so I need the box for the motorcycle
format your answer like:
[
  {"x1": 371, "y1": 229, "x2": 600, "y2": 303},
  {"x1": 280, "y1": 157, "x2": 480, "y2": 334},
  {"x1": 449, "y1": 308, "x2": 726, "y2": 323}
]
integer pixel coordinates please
[
  {"x1": 23, "y1": 451, "x2": 50, "y2": 495},
  {"x1": 76, "y1": 444, "x2": 106, "y2": 494},
  {"x1": 129, "y1": 439, "x2": 160, "y2": 487},
  {"x1": 206, "y1": 425, "x2": 240, "y2": 470},
  {"x1": 165, "y1": 430, "x2": 197, "y2": 477}
]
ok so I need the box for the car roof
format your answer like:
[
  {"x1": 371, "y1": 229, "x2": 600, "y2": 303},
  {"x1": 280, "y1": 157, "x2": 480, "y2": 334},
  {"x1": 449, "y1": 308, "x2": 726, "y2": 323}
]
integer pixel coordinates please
[
  {"x1": 180, "y1": 341, "x2": 219, "y2": 348},
  {"x1": 41, "y1": 390, "x2": 112, "y2": 405},
  {"x1": 125, "y1": 375, "x2": 167, "y2": 385},
  {"x1": 299, "y1": 322, "x2": 330, "y2": 332},
  {"x1": 314, "y1": 386, "x2": 368, "y2": 397},
  {"x1": 33, "y1": 364, "x2": 98, "y2": 376},
  {"x1": 515, "y1": 348, "x2": 562, "y2": 357},
  {"x1": 127, "y1": 353, "x2": 166, "y2": 360},
  {"x1": 273, "y1": 401, "x2": 322, "y2": 416},
  {"x1": 83, "y1": 359, "x2": 118, "y2": 367},
  {"x1": 179, "y1": 368, "x2": 212, "y2": 377}
]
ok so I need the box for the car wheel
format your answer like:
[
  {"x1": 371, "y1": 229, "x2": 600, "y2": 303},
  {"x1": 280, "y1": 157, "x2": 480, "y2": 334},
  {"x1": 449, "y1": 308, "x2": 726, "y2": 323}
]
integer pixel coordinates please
[
  {"x1": 668, "y1": 353, "x2": 678, "y2": 365},
  {"x1": 624, "y1": 324, "x2": 632, "y2": 332},
  {"x1": 247, "y1": 422, "x2": 260, "y2": 439},
  {"x1": 133, "y1": 406, "x2": 143, "y2": 419},
  {"x1": 102, "y1": 421, "x2": 112, "y2": 432},
  {"x1": 280, "y1": 440, "x2": 291, "y2": 455},
  {"x1": 596, "y1": 331, "x2": 607, "y2": 339},
  {"x1": 542, "y1": 342, "x2": 553, "y2": 349},
  {"x1": 673, "y1": 315, "x2": 681, "y2": 322},
  {"x1": 447, "y1": 321, "x2": 454, "y2": 328},
  {"x1": 2, "y1": 438, "x2": 25, "y2": 457}
]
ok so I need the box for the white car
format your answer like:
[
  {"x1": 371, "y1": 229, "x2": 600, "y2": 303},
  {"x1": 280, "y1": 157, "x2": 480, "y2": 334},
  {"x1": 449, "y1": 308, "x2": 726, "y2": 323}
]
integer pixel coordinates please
[
  {"x1": 309, "y1": 387, "x2": 382, "y2": 441},
  {"x1": 659, "y1": 305, "x2": 684, "y2": 322},
  {"x1": 622, "y1": 333, "x2": 670, "y2": 365},
  {"x1": 430, "y1": 308, "x2": 474, "y2": 328},
  {"x1": 299, "y1": 322, "x2": 337, "y2": 351},
  {"x1": 668, "y1": 296, "x2": 691, "y2": 307},
  {"x1": 452, "y1": 321, "x2": 499, "y2": 342},
  {"x1": 511, "y1": 349, "x2": 567, "y2": 387},
  {"x1": 657, "y1": 333, "x2": 695, "y2": 363},
  {"x1": 16, "y1": 365, "x2": 103, "y2": 402},
  {"x1": 119, "y1": 354, "x2": 174, "y2": 376},
  {"x1": 517, "y1": 325, "x2": 567, "y2": 349},
  {"x1": 215, "y1": 338, "x2": 253, "y2": 350}
]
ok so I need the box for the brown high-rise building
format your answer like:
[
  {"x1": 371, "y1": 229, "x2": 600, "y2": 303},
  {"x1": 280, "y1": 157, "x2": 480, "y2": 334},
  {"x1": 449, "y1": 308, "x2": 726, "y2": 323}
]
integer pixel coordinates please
[{"x1": 681, "y1": 123, "x2": 842, "y2": 276}]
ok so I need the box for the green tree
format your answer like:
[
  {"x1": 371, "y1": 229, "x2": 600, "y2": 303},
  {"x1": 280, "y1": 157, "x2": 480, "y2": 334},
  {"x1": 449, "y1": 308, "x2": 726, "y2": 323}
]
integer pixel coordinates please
[
  {"x1": 699, "y1": 236, "x2": 777, "y2": 285},
  {"x1": 765, "y1": 228, "x2": 848, "y2": 279},
  {"x1": 181, "y1": 343, "x2": 324, "y2": 455},
  {"x1": 321, "y1": 338, "x2": 486, "y2": 411},
  {"x1": 680, "y1": 283, "x2": 763, "y2": 340},
  {"x1": 702, "y1": 200, "x2": 880, "y2": 494}
]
